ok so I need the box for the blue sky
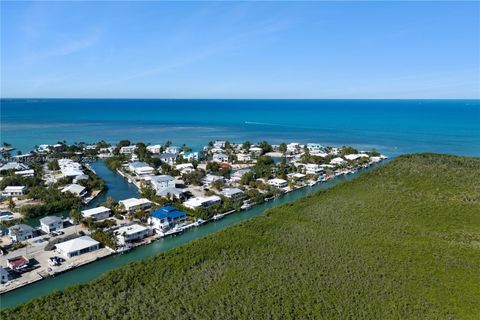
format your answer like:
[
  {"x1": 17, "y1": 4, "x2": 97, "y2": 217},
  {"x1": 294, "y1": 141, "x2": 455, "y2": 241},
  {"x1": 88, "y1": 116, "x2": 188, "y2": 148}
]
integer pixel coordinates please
[{"x1": 1, "y1": 1, "x2": 479, "y2": 98}]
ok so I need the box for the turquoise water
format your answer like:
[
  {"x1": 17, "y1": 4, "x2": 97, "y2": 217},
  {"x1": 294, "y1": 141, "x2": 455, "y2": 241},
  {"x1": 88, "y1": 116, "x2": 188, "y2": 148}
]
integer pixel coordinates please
[
  {"x1": 1, "y1": 99, "x2": 479, "y2": 157},
  {"x1": 0, "y1": 162, "x2": 383, "y2": 309}
]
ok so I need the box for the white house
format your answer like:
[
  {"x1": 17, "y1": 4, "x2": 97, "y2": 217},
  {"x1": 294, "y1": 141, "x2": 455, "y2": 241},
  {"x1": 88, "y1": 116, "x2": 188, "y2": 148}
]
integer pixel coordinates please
[
  {"x1": 81, "y1": 206, "x2": 111, "y2": 221},
  {"x1": 344, "y1": 154, "x2": 369, "y2": 161},
  {"x1": 221, "y1": 188, "x2": 246, "y2": 201},
  {"x1": 118, "y1": 198, "x2": 152, "y2": 213},
  {"x1": 14, "y1": 169, "x2": 35, "y2": 177},
  {"x1": 61, "y1": 184, "x2": 87, "y2": 197},
  {"x1": 148, "y1": 206, "x2": 187, "y2": 231},
  {"x1": 3, "y1": 186, "x2": 27, "y2": 196},
  {"x1": 330, "y1": 157, "x2": 347, "y2": 165},
  {"x1": 182, "y1": 152, "x2": 199, "y2": 161},
  {"x1": 156, "y1": 187, "x2": 185, "y2": 199},
  {"x1": 0, "y1": 162, "x2": 29, "y2": 172},
  {"x1": 115, "y1": 224, "x2": 152, "y2": 245},
  {"x1": 8, "y1": 224, "x2": 34, "y2": 242},
  {"x1": 183, "y1": 195, "x2": 222, "y2": 210},
  {"x1": 236, "y1": 153, "x2": 251, "y2": 162},
  {"x1": 213, "y1": 140, "x2": 226, "y2": 148},
  {"x1": 149, "y1": 175, "x2": 175, "y2": 192},
  {"x1": 158, "y1": 153, "x2": 177, "y2": 165},
  {"x1": 146, "y1": 145, "x2": 162, "y2": 154},
  {"x1": 120, "y1": 145, "x2": 137, "y2": 154},
  {"x1": 249, "y1": 146, "x2": 263, "y2": 155},
  {"x1": 0, "y1": 267, "x2": 11, "y2": 284},
  {"x1": 268, "y1": 178, "x2": 288, "y2": 188},
  {"x1": 129, "y1": 162, "x2": 154, "y2": 176},
  {"x1": 202, "y1": 174, "x2": 224, "y2": 186},
  {"x1": 287, "y1": 143, "x2": 300, "y2": 154},
  {"x1": 165, "y1": 146, "x2": 181, "y2": 154},
  {"x1": 213, "y1": 153, "x2": 229, "y2": 163},
  {"x1": 231, "y1": 169, "x2": 251, "y2": 181},
  {"x1": 55, "y1": 236, "x2": 100, "y2": 259},
  {"x1": 307, "y1": 143, "x2": 323, "y2": 152},
  {"x1": 39, "y1": 216, "x2": 63, "y2": 233},
  {"x1": 305, "y1": 164, "x2": 324, "y2": 175}
]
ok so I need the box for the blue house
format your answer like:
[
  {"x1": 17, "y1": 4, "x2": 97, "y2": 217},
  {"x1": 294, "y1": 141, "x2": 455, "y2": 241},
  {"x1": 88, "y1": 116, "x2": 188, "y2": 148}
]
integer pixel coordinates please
[{"x1": 148, "y1": 206, "x2": 187, "y2": 231}]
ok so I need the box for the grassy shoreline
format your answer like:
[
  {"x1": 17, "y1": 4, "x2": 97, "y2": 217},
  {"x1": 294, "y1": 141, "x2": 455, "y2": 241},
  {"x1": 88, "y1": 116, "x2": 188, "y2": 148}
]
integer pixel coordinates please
[{"x1": 2, "y1": 153, "x2": 479, "y2": 319}]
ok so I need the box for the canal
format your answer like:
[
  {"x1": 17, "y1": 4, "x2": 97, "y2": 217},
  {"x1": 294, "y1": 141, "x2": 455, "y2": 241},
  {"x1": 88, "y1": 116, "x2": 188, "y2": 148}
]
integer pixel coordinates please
[{"x1": 1, "y1": 160, "x2": 385, "y2": 309}]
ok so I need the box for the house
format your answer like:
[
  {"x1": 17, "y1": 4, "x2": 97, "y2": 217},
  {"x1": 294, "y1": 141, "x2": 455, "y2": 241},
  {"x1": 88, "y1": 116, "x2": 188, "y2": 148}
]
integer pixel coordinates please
[
  {"x1": 182, "y1": 152, "x2": 199, "y2": 161},
  {"x1": 7, "y1": 256, "x2": 29, "y2": 272},
  {"x1": 156, "y1": 187, "x2": 185, "y2": 199},
  {"x1": 330, "y1": 157, "x2": 347, "y2": 165},
  {"x1": 231, "y1": 169, "x2": 251, "y2": 181},
  {"x1": 120, "y1": 145, "x2": 137, "y2": 154},
  {"x1": 249, "y1": 146, "x2": 263, "y2": 155},
  {"x1": 288, "y1": 173, "x2": 306, "y2": 180},
  {"x1": 39, "y1": 216, "x2": 63, "y2": 233},
  {"x1": 118, "y1": 198, "x2": 152, "y2": 213},
  {"x1": 287, "y1": 143, "x2": 300, "y2": 154},
  {"x1": 213, "y1": 140, "x2": 226, "y2": 149},
  {"x1": 115, "y1": 224, "x2": 152, "y2": 245},
  {"x1": 146, "y1": 145, "x2": 162, "y2": 154},
  {"x1": 202, "y1": 174, "x2": 224, "y2": 186},
  {"x1": 0, "y1": 267, "x2": 11, "y2": 283},
  {"x1": 58, "y1": 159, "x2": 85, "y2": 178},
  {"x1": 165, "y1": 146, "x2": 181, "y2": 154},
  {"x1": 221, "y1": 188, "x2": 246, "y2": 201},
  {"x1": 148, "y1": 206, "x2": 187, "y2": 231},
  {"x1": 158, "y1": 153, "x2": 177, "y2": 165},
  {"x1": 14, "y1": 169, "x2": 35, "y2": 177},
  {"x1": 0, "y1": 162, "x2": 29, "y2": 172},
  {"x1": 55, "y1": 236, "x2": 100, "y2": 259},
  {"x1": 3, "y1": 186, "x2": 27, "y2": 196},
  {"x1": 183, "y1": 195, "x2": 221, "y2": 210},
  {"x1": 61, "y1": 184, "x2": 87, "y2": 197},
  {"x1": 176, "y1": 163, "x2": 194, "y2": 174},
  {"x1": 307, "y1": 143, "x2": 323, "y2": 152},
  {"x1": 210, "y1": 147, "x2": 225, "y2": 154},
  {"x1": 81, "y1": 206, "x2": 111, "y2": 221},
  {"x1": 268, "y1": 178, "x2": 288, "y2": 188},
  {"x1": 128, "y1": 162, "x2": 154, "y2": 176},
  {"x1": 344, "y1": 153, "x2": 369, "y2": 161},
  {"x1": 305, "y1": 164, "x2": 324, "y2": 175},
  {"x1": 8, "y1": 224, "x2": 34, "y2": 242},
  {"x1": 236, "y1": 153, "x2": 251, "y2": 162},
  {"x1": 149, "y1": 175, "x2": 175, "y2": 192},
  {"x1": 213, "y1": 153, "x2": 229, "y2": 163}
]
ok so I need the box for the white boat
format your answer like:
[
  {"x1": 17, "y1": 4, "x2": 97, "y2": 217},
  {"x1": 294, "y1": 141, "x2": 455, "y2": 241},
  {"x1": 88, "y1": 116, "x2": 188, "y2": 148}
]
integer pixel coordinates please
[
  {"x1": 194, "y1": 218, "x2": 205, "y2": 226},
  {"x1": 115, "y1": 246, "x2": 132, "y2": 254},
  {"x1": 213, "y1": 213, "x2": 226, "y2": 221},
  {"x1": 240, "y1": 203, "x2": 251, "y2": 210},
  {"x1": 163, "y1": 225, "x2": 184, "y2": 237}
]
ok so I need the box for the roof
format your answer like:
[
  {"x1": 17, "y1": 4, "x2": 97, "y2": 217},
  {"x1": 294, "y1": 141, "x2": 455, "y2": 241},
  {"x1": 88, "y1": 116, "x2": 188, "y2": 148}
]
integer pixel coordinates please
[
  {"x1": 81, "y1": 206, "x2": 111, "y2": 217},
  {"x1": 269, "y1": 178, "x2": 287, "y2": 184},
  {"x1": 119, "y1": 198, "x2": 151, "y2": 208},
  {"x1": 156, "y1": 187, "x2": 185, "y2": 196},
  {"x1": 9, "y1": 224, "x2": 34, "y2": 234},
  {"x1": 40, "y1": 215, "x2": 63, "y2": 225},
  {"x1": 151, "y1": 175, "x2": 174, "y2": 182},
  {"x1": 0, "y1": 162, "x2": 29, "y2": 171},
  {"x1": 150, "y1": 206, "x2": 186, "y2": 220},
  {"x1": 115, "y1": 224, "x2": 150, "y2": 236},
  {"x1": 129, "y1": 161, "x2": 152, "y2": 168},
  {"x1": 214, "y1": 153, "x2": 228, "y2": 158},
  {"x1": 4, "y1": 186, "x2": 26, "y2": 191},
  {"x1": 56, "y1": 236, "x2": 99, "y2": 253},
  {"x1": 183, "y1": 195, "x2": 221, "y2": 208},
  {"x1": 7, "y1": 256, "x2": 28, "y2": 268},
  {"x1": 159, "y1": 153, "x2": 176, "y2": 159},
  {"x1": 61, "y1": 184, "x2": 86, "y2": 195},
  {"x1": 222, "y1": 188, "x2": 244, "y2": 196}
]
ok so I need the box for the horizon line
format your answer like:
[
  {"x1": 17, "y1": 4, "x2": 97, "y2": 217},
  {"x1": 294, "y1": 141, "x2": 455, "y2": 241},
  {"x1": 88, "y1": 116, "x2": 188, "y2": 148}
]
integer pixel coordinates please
[{"x1": 1, "y1": 97, "x2": 479, "y2": 101}]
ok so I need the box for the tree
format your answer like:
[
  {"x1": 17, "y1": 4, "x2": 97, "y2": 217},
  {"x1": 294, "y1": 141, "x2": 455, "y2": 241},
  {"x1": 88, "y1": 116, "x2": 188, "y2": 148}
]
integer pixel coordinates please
[
  {"x1": 242, "y1": 141, "x2": 251, "y2": 151},
  {"x1": 48, "y1": 159, "x2": 60, "y2": 171},
  {"x1": 258, "y1": 141, "x2": 272, "y2": 154},
  {"x1": 278, "y1": 143, "x2": 287, "y2": 154},
  {"x1": 8, "y1": 198, "x2": 15, "y2": 211}
]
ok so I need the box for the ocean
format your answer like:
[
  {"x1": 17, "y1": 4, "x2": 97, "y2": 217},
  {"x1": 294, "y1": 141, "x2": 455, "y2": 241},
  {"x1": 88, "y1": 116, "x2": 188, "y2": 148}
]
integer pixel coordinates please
[{"x1": 1, "y1": 99, "x2": 479, "y2": 157}]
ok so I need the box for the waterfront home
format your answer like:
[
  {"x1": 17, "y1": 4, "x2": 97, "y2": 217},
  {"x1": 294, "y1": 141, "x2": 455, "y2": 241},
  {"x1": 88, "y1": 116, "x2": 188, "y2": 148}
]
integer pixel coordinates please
[
  {"x1": 307, "y1": 143, "x2": 323, "y2": 152},
  {"x1": 61, "y1": 184, "x2": 87, "y2": 197},
  {"x1": 8, "y1": 224, "x2": 34, "y2": 242},
  {"x1": 146, "y1": 145, "x2": 162, "y2": 154},
  {"x1": 236, "y1": 153, "x2": 251, "y2": 162},
  {"x1": 157, "y1": 153, "x2": 177, "y2": 166},
  {"x1": 0, "y1": 267, "x2": 11, "y2": 284},
  {"x1": 148, "y1": 206, "x2": 187, "y2": 231},
  {"x1": 305, "y1": 163, "x2": 324, "y2": 175},
  {"x1": 3, "y1": 186, "x2": 27, "y2": 196},
  {"x1": 81, "y1": 206, "x2": 111, "y2": 221},
  {"x1": 55, "y1": 236, "x2": 100, "y2": 259},
  {"x1": 213, "y1": 153, "x2": 229, "y2": 163},
  {"x1": 7, "y1": 256, "x2": 29, "y2": 272},
  {"x1": 213, "y1": 140, "x2": 226, "y2": 148},
  {"x1": 0, "y1": 162, "x2": 29, "y2": 172},
  {"x1": 288, "y1": 173, "x2": 306, "y2": 180},
  {"x1": 344, "y1": 153, "x2": 369, "y2": 161},
  {"x1": 165, "y1": 146, "x2": 181, "y2": 154},
  {"x1": 120, "y1": 145, "x2": 137, "y2": 154},
  {"x1": 118, "y1": 198, "x2": 152, "y2": 213},
  {"x1": 249, "y1": 146, "x2": 263, "y2": 155},
  {"x1": 221, "y1": 188, "x2": 246, "y2": 201},
  {"x1": 156, "y1": 187, "x2": 185, "y2": 199},
  {"x1": 268, "y1": 178, "x2": 288, "y2": 188},
  {"x1": 14, "y1": 169, "x2": 35, "y2": 177},
  {"x1": 210, "y1": 147, "x2": 225, "y2": 154},
  {"x1": 182, "y1": 152, "x2": 199, "y2": 161},
  {"x1": 287, "y1": 143, "x2": 301, "y2": 154},
  {"x1": 202, "y1": 174, "x2": 224, "y2": 186},
  {"x1": 148, "y1": 175, "x2": 175, "y2": 192},
  {"x1": 176, "y1": 163, "x2": 195, "y2": 174},
  {"x1": 128, "y1": 162, "x2": 154, "y2": 176},
  {"x1": 231, "y1": 169, "x2": 251, "y2": 182},
  {"x1": 330, "y1": 157, "x2": 347, "y2": 165},
  {"x1": 39, "y1": 216, "x2": 63, "y2": 234},
  {"x1": 183, "y1": 195, "x2": 221, "y2": 210},
  {"x1": 114, "y1": 224, "x2": 152, "y2": 245}
]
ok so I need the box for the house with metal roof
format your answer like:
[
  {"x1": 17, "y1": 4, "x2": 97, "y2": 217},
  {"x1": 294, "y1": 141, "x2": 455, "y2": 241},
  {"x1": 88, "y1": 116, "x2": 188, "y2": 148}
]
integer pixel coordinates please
[
  {"x1": 128, "y1": 162, "x2": 154, "y2": 176},
  {"x1": 61, "y1": 184, "x2": 87, "y2": 197},
  {"x1": 114, "y1": 224, "x2": 152, "y2": 245},
  {"x1": 148, "y1": 206, "x2": 187, "y2": 231},
  {"x1": 81, "y1": 206, "x2": 111, "y2": 221},
  {"x1": 55, "y1": 236, "x2": 100, "y2": 259},
  {"x1": 221, "y1": 188, "x2": 246, "y2": 201},
  {"x1": 148, "y1": 175, "x2": 175, "y2": 192},
  {"x1": 0, "y1": 162, "x2": 29, "y2": 172},
  {"x1": 3, "y1": 186, "x2": 27, "y2": 197},
  {"x1": 118, "y1": 198, "x2": 152, "y2": 213},
  {"x1": 8, "y1": 224, "x2": 34, "y2": 242},
  {"x1": 39, "y1": 216, "x2": 63, "y2": 233}
]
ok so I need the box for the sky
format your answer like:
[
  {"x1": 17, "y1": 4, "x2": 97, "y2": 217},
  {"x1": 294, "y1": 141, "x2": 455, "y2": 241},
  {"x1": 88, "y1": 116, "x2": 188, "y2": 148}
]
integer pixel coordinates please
[{"x1": 1, "y1": 1, "x2": 479, "y2": 99}]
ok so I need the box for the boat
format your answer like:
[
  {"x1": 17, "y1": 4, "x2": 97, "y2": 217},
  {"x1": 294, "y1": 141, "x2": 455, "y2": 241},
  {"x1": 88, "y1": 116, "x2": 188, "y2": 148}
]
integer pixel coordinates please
[
  {"x1": 194, "y1": 218, "x2": 205, "y2": 226},
  {"x1": 240, "y1": 203, "x2": 251, "y2": 210},
  {"x1": 115, "y1": 246, "x2": 132, "y2": 254},
  {"x1": 213, "y1": 213, "x2": 226, "y2": 221},
  {"x1": 163, "y1": 225, "x2": 184, "y2": 237}
]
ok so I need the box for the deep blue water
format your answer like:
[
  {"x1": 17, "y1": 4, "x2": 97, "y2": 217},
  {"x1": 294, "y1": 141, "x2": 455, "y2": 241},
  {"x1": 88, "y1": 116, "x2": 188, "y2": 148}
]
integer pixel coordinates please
[{"x1": 1, "y1": 99, "x2": 479, "y2": 157}]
